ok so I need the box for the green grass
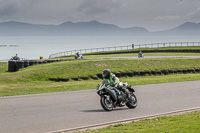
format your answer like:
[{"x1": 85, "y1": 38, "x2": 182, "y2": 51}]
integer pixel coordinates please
[
  {"x1": 83, "y1": 111, "x2": 200, "y2": 133},
  {"x1": 2, "y1": 58, "x2": 200, "y2": 82},
  {"x1": 1, "y1": 58, "x2": 200, "y2": 97},
  {"x1": 1, "y1": 73, "x2": 200, "y2": 97},
  {"x1": 0, "y1": 62, "x2": 8, "y2": 74}
]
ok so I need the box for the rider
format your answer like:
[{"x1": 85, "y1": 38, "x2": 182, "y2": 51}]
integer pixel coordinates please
[
  {"x1": 14, "y1": 54, "x2": 19, "y2": 60},
  {"x1": 139, "y1": 50, "x2": 143, "y2": 57},
  {"x1": 101, "y1": 69, "x2": 130, "y2": 99}
]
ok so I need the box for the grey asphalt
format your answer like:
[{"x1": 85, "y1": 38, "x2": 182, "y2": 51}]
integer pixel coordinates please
[{"x1": 0, "y1": 80, "x2": 200, "y2": 133}]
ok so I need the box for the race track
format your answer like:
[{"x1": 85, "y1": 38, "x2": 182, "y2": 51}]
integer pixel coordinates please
[{"x1": 0, "y1": 80, "x2": 200, "y2": 133}]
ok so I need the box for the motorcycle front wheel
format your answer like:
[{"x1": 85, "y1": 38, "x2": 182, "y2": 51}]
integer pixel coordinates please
[
  {"x1": 100, "y1": 96, "x2": 113, "y2": 111},
  {"x1": 126, "y1": 93, "x2": 137, "y2": 109}
]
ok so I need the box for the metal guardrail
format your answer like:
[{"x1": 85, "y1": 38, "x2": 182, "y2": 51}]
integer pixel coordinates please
[{"x1": 49, "y1": 42, "x2": 200, "y2": 58}]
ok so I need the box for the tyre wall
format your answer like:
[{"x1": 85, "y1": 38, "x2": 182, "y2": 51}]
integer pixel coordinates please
[{"x1": 7, "y1": 59, "x2": 70, "y2": 72}]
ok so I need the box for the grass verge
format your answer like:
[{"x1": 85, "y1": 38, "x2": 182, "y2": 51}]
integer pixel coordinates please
[
  {"x1": 0, "y1": 73, "x2": 200, "y2": 97},
  {"x1": 1, "y1": 58, "x2": 200, "y2": 82},
  {"x1": 0, "y1": 62, "x2": 8, "y2": 74},
  {"x1": 82, "y1": 111, "x2": 200, "y2": 133}
]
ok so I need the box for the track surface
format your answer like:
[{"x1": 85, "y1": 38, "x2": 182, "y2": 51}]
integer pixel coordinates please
[{"x1": 0, "y1": 80, "x2": 200, "y2": 133}]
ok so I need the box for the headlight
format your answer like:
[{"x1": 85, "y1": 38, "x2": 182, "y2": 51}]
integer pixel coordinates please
[{"x1": 97, "y1": 90, "x2": 103, "y2": 95}]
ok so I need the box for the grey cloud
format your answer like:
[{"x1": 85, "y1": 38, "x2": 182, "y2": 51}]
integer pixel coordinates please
[
  {"x1": 0, "y1": 1, "x2": 20, "y2": 18},
  {"x1": 0, "y1": 0, "x2": 200, "y2": 31},
  {"x1": 187, "y1": 8, "x2": 200, "y2": 19},
  {"x1": 0, "y1": 0, "x2": 38, "y2": 19},
  {"x1": 78, "y1": 0, "x2": 120, "y2": 16}
]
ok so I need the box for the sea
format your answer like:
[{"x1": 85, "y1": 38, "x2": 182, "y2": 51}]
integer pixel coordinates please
[{"x1": 0, "y1": 36, "x2": 200, "y2": 61}]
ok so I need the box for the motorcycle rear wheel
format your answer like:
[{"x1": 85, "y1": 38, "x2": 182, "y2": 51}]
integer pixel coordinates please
[
  {"x1": 100, "y1": 96, "x2": 113, "y2": 111},
  {"x1": 126, "y1": 93, "x2": 137, "y2": 109}
]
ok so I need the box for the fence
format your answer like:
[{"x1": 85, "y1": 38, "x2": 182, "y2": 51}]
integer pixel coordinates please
[{"x1": 49, "y1": 42, "x2": 200, "y2": 58}]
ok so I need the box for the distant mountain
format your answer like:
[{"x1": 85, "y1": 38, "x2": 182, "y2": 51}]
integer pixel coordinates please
[
  {"x1": 153, "y1": 22, "x2": 200, "y2": 36},
  {"x1": 0, "y1": 21, "x2": 200, "y2": 36},
  {"x1": 0, "y1": 20, "x2": 149, "y2": 36},
  {"x1": 0, "y1": 21, "x2": 56, "y2": 36}
]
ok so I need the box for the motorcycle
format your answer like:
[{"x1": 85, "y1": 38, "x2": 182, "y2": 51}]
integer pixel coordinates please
[
  {"x1": 75, "y1": 54, "x2": 83, "y2": 59},
  {"x1": 96, "y1": 82, "x2": 137, "y2": 111},
  {"x1": 10, "y1": 56, "x2": 20, "y2": 60},
  {"x1": 138, "y1": 53, "x2": 144, "y2": 58}
]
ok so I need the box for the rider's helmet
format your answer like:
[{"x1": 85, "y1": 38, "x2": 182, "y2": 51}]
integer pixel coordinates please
[{"x1": 102, "y1": 69, "x2": 111, "y2": 79}]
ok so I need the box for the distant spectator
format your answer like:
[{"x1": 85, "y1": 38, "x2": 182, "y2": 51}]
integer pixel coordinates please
[{"x1": 132, "y1": 44, "x2": 134, "y2": 49}]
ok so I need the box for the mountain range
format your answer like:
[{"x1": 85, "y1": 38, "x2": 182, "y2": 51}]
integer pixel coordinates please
[{"x1": 0, "y1": 20, "x2": 199, "y2": 36}]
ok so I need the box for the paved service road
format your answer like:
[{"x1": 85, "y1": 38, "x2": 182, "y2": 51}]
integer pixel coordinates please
[{"x1": 0, "y1": 80, "x2": 200, "y2": 133}]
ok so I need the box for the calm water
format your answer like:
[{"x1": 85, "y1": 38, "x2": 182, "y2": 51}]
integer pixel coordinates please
[{"x1": 0, "y1": 36, "x2": 200, "y2": 60}]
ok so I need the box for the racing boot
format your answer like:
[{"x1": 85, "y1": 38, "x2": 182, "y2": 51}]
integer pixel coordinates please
[
  {"x1": 114, "y1": 101, "x2": 117, "y2": 108},
  {"x1": 121, "y1": 102, "x2": 126, "y2": 106}
]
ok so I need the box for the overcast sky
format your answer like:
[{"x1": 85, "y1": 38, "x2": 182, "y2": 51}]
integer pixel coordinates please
[{"x1": 0, "y1": 0, "x2": 200, "y2": 31}]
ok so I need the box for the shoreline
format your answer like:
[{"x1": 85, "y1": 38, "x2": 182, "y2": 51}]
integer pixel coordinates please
[{"x1": 0, "y1": 59, "x2": 8, "y2": 62}]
